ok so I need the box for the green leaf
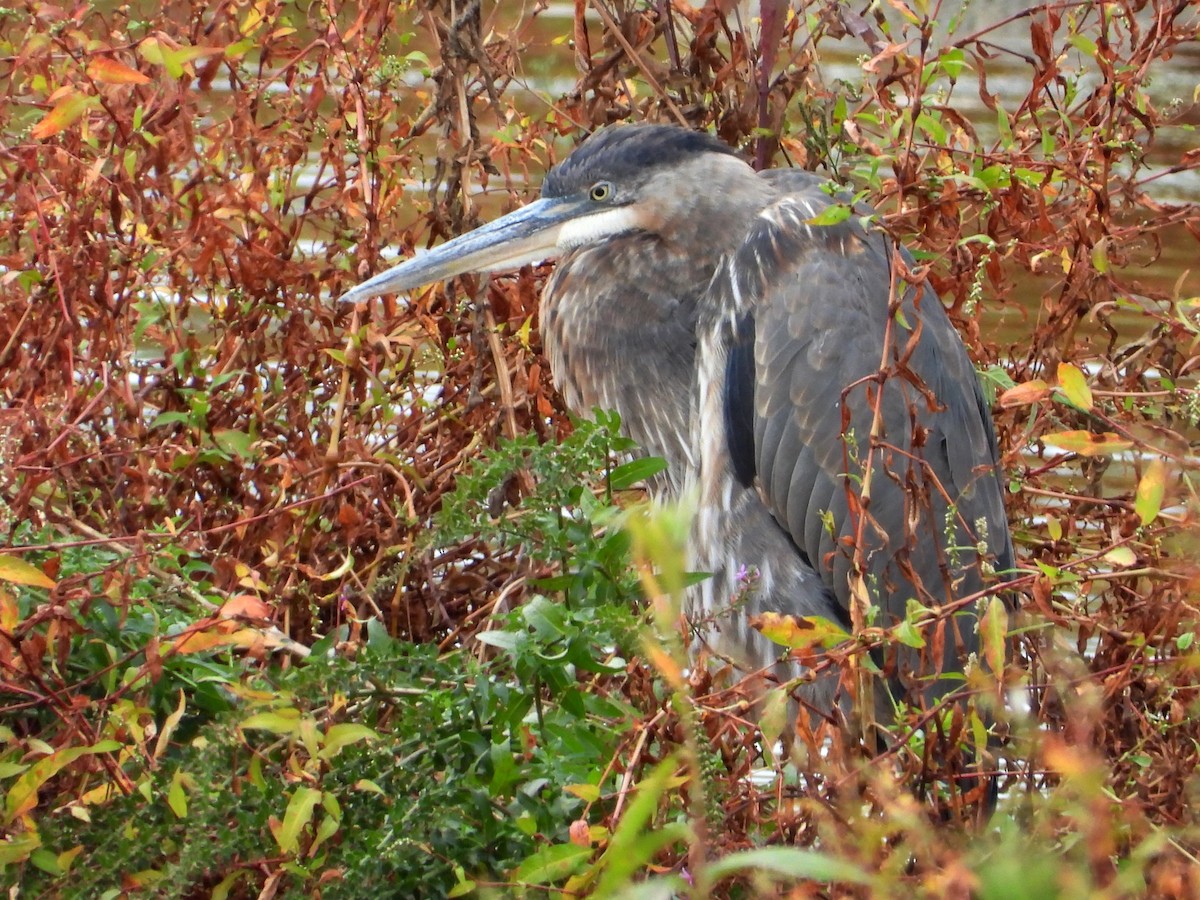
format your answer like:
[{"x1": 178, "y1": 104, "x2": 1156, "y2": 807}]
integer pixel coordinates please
[
  {"x1": 523, "y1": 595, "x2": 566, "y2": 637},
  {"x1": 608, "y1": 456, "x2": 668, "y2": 491},
  {"x1": 1102, "y1": 546, "x2": 1136, "y2": 567},
  {"x1": 212, "y1": 428, "x2": 257, "y2": 459},
  {"x1": 973, "y1": 165, "x2": 1011, "y2": 190},
  {"x1": 596, "y1": 823, "x2": 690, "y2": 895},
  {"x1": 531, "y1": 574, "x2": 575, "y2": 592},
  {"x1": 240, "y1": 708, "x2": 302, "y2": 735},
  {"x1": 512, "y1": 843, "x2": 592, "y2": 886},
  {"x1": 476, "y1": 629, "x2": 520, "y2": 652},
  {"x1": 565, "y1": 783, "x2": 601, "y2": 803},
  {"x1": 805, "y1": 203, "x2": 852, "y2": 227},
  {"x1": 0, "y1": 831, "x2": 40, "y2": 866},
  {"x1": 29, "y1": 847, "x2": 63, "y2": 875},
  {"x1": 154, "y1": 690, "x2": 188, "y2": 761},
  {"x1": 1046, "y1": 515, "x2": 1062, "y2": 541},
  {"x1": 138, "y1": 37, "x2": 221, "y2": 79},
  {"x1": 150, "y1": 411, "x2": 193, "y2": 429},
  {"x1": 996, "y1": 107, "x2": 1014, "y2": 147},
  {"x1": 936, "y1": 47, "x2": 969, "y2": 79},
  {"x1": 4, "y1": 741, "x2": 121, "y2": 824},
  {"x1": 319, "y1": 724, "x2": 379, "y2": 760},
  {"x1": 1134, "y1": 458, "x2": 1167, "y2": 525},
  {"x1": 211, "y1": 870, "x2": 245, "y2": 900},
  {"x1": 705, "y1": 847, "x2": 875, "y2": 885},
  {"x1": 311, "y1": 813, "x2": 340, "y2": 855},
  {"x1": 893, "y1": 619, "x2": 926, "y2": 649},
  {"x1": 979, "y1": 364, "x2": 1016, "y2": 395},
  {"x1": 1055, "y1": 362, "x2": 1093, "y2": 410},
  {"x1": 915, "y1": 111, "x2": 947, "y2": 145},
  {"x1": 1068, "y1": 34, "x2": 1098, "y2": 56},
  {"x1": 166, "y1": 770, "x2": 188, "y2": 818},
  {"x1": 979, "y1": 597, "x2": 1008, "y2": 673},
  {"x1": 1035, "y1": 559, "x2": 1060, "y2": 576},
  {"x1": 248, "y1": 755, "x2": 266, "y2": 790},
  {"x1": 276, "y1": 787, "x2": 322, "y2": 855},
  {"x1": 225, "y1": 39, "x2": 256, "y2": 59},
  {"x1": 594, "y1": 757, "x2": 690, "y2": 895}
]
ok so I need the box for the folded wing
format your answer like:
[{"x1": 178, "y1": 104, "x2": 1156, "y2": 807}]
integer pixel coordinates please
[{"x1": 721, "y1": 172, "x2": 1013, "y2": 686}]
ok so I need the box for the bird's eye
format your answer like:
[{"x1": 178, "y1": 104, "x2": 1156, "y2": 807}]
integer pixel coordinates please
[{"x1": 589, "y1": 181, "x2": 614, "y2": 202}]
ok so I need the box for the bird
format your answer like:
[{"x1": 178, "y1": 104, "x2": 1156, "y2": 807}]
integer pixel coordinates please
[{"x1": 340, "y1": 123, "x2": 1013, "y2": 729}]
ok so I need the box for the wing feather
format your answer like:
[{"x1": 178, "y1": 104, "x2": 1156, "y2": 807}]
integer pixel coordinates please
[{"x1": 722, "y1": 176, "x2": 1012, "y2": 656}]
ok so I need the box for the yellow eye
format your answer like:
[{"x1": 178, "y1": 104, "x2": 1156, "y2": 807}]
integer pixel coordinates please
[{"x1": 589, "y1": 181, "x2": 613, "y2": 202}]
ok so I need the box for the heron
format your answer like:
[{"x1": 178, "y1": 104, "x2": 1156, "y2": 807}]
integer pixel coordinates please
[{"x1": 341, "y1": 123, "x2": 1013, "y2": 728}]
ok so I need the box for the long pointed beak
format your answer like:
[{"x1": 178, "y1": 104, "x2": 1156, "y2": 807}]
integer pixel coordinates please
[{"x1": 339, "y1": 196, "x2": 585, "y2": 304}]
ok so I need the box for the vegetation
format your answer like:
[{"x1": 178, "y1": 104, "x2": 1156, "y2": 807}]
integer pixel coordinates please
[{"x1": 1, "y1": 0, "x2": 1197, "y2": 896}]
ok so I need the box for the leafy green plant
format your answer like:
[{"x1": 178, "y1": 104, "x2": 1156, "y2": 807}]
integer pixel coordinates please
[{"x1": 3, "y1": 418, "x2": 649, "y2": 896}]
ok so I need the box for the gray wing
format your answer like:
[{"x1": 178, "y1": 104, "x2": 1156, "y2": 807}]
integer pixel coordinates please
[{"x1": 724, "y1": 174, "x2": 1012, "y2": 674}]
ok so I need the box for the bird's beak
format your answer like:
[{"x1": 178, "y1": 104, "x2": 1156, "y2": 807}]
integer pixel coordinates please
[{"x1": 339, "y1": 196, "x2": 584, "y2": 304}]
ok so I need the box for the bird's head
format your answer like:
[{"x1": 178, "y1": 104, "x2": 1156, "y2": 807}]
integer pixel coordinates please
[{"x1": 338, "y1": 124, "x2": 751, "y2": 304}]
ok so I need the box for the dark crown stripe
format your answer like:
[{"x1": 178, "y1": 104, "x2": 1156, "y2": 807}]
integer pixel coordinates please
[{"x1": 543, "y1": 125, "x2": 739, "y2": 198}]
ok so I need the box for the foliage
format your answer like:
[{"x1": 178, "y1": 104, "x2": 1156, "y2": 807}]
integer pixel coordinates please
[
  {"x1": 4, "y1": 419, "x2": 645, "y2": 896},
  {"x1": 1, "y1": 0, "x2": 1198, "y2": 897},
  {"x1": 18, "y1": 639, "x2": 607, "y2": 897}
]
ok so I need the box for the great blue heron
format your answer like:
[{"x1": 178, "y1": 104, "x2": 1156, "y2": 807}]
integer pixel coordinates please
[{"x1": 341, "y1": 124, "x2": 1013, "y2": 725}]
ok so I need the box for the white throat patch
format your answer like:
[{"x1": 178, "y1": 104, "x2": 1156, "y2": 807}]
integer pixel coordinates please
[{"x1": 556, "y1": 206, "x2": 643, "y2": 250}]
